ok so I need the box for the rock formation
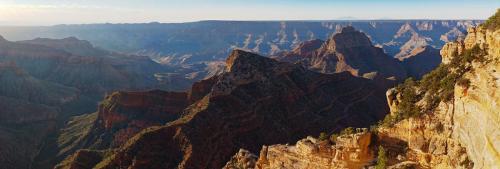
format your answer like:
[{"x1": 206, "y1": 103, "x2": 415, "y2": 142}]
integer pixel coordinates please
[
  {"x1": 57, "y1": 49, "x2": 389, "y2": 169},
  {"x1": 275, "y1": 26, "x2": 408, "y2": 89},
  {"x1": 255, "y1": 130, "x2": 374, "y2": 169},
  {"x1": 440, "y1": 40, "x2": 465, "y2": 64},
  {"x1": 378, "y1": 102, "x2": 473, "y2": 168},
  {"x1": 450, "y1": 26, "x2": 500, "y2": 169},
  {"x1": 223, "y1": 149, "x2": 258, "y2": 169},
  {"x1": 385, "y1": 22, "x2": 500, "y2": 168}
]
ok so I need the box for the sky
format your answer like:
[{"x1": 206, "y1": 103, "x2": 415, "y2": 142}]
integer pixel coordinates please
[{"x1": 0, "y1": 0, "x2": 498, "y2": 26}]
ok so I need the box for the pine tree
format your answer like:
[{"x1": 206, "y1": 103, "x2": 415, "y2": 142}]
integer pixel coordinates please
[{"x1": 376, "y1": 146, "x2": 387, "y2": 169}]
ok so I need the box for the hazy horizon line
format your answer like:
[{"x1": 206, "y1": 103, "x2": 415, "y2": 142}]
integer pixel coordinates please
[{"x1": 0, "y1": 18, "x2": 485, "y2": 27}]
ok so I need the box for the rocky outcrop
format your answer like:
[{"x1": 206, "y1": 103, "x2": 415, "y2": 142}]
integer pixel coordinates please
[
  {"x1": 386, "y1": 24, "x2": 500, "y2": 168},
  {"x1": 378, "y1": 102, "x2": 473, "y2": 168},
  {"x1": 255, "y1": 130, "x2": 374, "y2": 169},
  {"x1": 441, "y1": 26, "x2": 500, "y2": 64},
  {"x1": 275, "y1": 26, "x2": 408, "y2": 88},
  {"x1": 386, "y1": 88, "x2": 401, "y2": 116},
  {"x1": 451, "y1": 26, "x2": 500, "y2": 169},
  {"x1": 223, "y1": 149, "x2": 258, "y2": 169},
  {"x1": 440, "y1": 40, "x2": 465, "y2": 64},
  {"x1": 62, "y1": 49, "x2": 388, "y2": 169}
]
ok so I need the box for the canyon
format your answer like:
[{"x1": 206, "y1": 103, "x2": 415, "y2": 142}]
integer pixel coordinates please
[
  {"x1": 56, "y1": 49, "x2": 389, "y2": 169},
  {"x1": 223, "y1": 14, "x2": 500, "y2": 169},
  {"x1": 0, "y1": 16, "x2": 497, "y2": 169}
]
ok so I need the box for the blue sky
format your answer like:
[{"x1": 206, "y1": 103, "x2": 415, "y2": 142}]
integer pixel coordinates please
[{"x1": 0, "y1": 0, "x2": 498, "y2": 25}]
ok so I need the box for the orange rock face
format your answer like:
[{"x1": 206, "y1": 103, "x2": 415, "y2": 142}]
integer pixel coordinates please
[{"x1": 255, "y1": 130, "x2": 375, "y2": 169}]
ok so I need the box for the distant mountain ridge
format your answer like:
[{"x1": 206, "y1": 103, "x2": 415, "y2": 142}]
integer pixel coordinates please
[
  {"x1": 274, "y1": 26, "x2": 442, "y2": 88},
  {"x1": 0, "y1": 20, "x2": 480, "y2": 65},
  {"x1": 275, "y1": 26, "x2": 406, "y2": 78}
]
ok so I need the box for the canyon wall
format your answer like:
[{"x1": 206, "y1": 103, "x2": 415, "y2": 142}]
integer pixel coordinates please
[
  {"x1": 230, "y1": 24, "x2": 499, "y2": 169},
  {"x1": 449, "y1": 27, "x2": 500, "y2": 169}
]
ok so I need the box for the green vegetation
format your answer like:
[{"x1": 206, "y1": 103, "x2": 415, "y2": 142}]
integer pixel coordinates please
[
  {"x1": 380, "y1": 44, "x2": 487, "y2": 127},
  {"x1": 318, "y1": 132, "x2": 328, "y2": 141},
  {"x1": 321, "y1": 127, "x2": 365, "y2": 144},
  {"x1": 329, "y1": 133, "x2": 339, "y2": 143},
  {"x1": 375, "y1": 146, "x2": 387, "y2": 169},
  {"x1": 483, "y1": 9, "x2": 500, "y2": 30},
  {"x1": 340, "y1": 127, "x2": 355, "y2": 135}
]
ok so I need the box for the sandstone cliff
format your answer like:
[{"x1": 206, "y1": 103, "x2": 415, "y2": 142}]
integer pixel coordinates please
[
  {"x1": 255, "y1": 129, "x2": 374, "y2": 169},
  {"x1": 378, "y1": 102, "x2": 473, "y2": 168},
  {"x1": 449, "y1": 26, "x2": 500, "y2": 169},
  {"x1": 386, "y1": 20, "x2": 500, "y2": 168}
]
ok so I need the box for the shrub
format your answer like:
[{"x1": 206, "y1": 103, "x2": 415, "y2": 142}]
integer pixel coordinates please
[
  {"x1": 380, "y1": 114, "x2": 397, "y2": 127},
  {"x1": 340, "y1": 127, "x2": 355, "y2": 135},
  {"x1": 376, "y1": 146, "x2": 387, "y2": 169},
  {"x1": 318, "y1": 132, "x2": 328, "y2": 141},
  {"x1": 396, "y1": 78, "x2": 422, "y2": 118},
  {"x1": 329, "y1": 133, "x2": 339, "y2": 143},
  {"x1": 381, "y1": 44, "x2": 487, "y2": 126},
  {"x1": 483, "y1": 9, "x2": 500, "y2": 30}
]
